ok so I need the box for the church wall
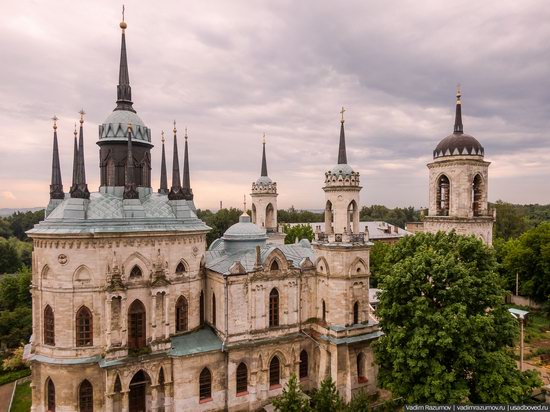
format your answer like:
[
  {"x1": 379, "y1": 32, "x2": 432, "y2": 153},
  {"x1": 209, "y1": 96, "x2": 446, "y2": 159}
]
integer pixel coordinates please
[{"x1": 423, "y1": 217, "x2": 494, "y2": 246}]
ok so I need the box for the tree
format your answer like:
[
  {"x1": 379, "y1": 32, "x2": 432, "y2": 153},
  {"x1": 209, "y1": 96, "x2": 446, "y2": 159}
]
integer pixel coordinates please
[
  {"x1": 283, "y1": 224, "x2": 314, "y2": 244},
  {"x1": 0, "y1": 238, "x2": 22, "y2": 274},
  {"x1": 368, "y1": 241, "x2": 392, "y2": 288},
  {"x1": 2, "y1": 344, "x2": 27, "y2": 371},
  {"x1": 493, "y1": 201, "x2": 528, "y2": 240},
  {"x1": 374, "y1": 231, "x2": 541, "y2": 403},
  {"x1": 311, "y1": 376, "x2": 343, "y2": 412},
  {"x1": 345, "y1": 389, "x2": 369, "y2": 412},
  {"x1": 272, "y1": 373, "x2": 311, "y2": 412},
  {"x1": 196, "y1": 208, "x2": 242, "y2": 246}
]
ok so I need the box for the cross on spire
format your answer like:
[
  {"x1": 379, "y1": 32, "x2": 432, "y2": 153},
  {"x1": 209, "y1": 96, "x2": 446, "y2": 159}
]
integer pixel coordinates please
[
  {"x1": 340, "y1": 106, "x2": 346, "y2": 123},
  {"x1": 79, "y1": 109, "x2": 85, "y2": 124}
]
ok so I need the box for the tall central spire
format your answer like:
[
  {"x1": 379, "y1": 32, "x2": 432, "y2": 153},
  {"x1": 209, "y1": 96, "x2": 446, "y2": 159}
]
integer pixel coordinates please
[
  {"x1": 338, "y1": 106, "x2": 347, "y2": 164},
  {"x1": 158, "y1": 131, "x2": 168, "y2": 194},
  {"x1": 50, "y1": 116, "x2": 64, "y2": 199},
  {"x1": 454, "y1": 85, "x2": 463, "y2": 134},
  {"x1": 181, "y1": 128, "x2": 194, "y2": 200},
  {"x1": 261, "y1": 133, "x2": 268, "y2": 177},
  {"x1": 115, "y1": 7, "x2": 135, "y2": 113}
]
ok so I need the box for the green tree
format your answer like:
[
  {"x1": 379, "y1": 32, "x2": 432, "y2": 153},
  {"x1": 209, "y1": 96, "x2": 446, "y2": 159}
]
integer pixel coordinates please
[
  {"x1": 311, "y1": 376, "x2": 343, "y2": 412},
  {"x1": 368, "y1": 241, "x2": 392, "y2": 288},
  {"x1": 345, "y1": 389, "x2": 369, "y2": 412},
  {"x1": 0, "y1": 238, "x2": 22, "y2": 274},
  {"x1": 196, "y1": 208, "x2": 242, "y2": 246},
  {"x1": 272, "y1": 373, "x2": 311, "y2": 412},
  {"x1": 0, "y1": 306, "x2": 32, "y2": 348},
  {"x1": 493, "y1": 201, "x2": 528, "y2": 240},
  {"x1": 283, "y1": 224, "x2": 314, "y2": 244},
  {"x1": 374, "y1": 231, "x2": 541, "y2": 403}
]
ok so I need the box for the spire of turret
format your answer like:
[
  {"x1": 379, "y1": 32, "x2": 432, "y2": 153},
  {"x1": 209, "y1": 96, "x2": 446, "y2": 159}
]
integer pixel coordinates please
[
  {"x1": 71, "y1": 123, "x2": 78, "y2": 188},
  {"x1": 123, "y1": 124, "x2": 139, "y2": 199},
  {"x1": 338, "y1": 106, "x2": 347, "y2": 164},
  {"x1": 168, "y1": 121, "x2": 185, "y2": 200},
  {"x1": 114, "y1": 6, "x2": 135, "y2": 113},
  {"x1": 49, "y1": 116, "x2": 64, "y2": 199},
  {"x1": 158, "y1": 131, "x2": 169, "y2": 194},
  {"x1": 260, "y1": 133, "x2": 268, "y2": 177},
  {"x1": 454, "y1": 84, "x2": 463, "y2": 134},
  {"x1": 181, "y1": 128, "x2": 194, "y2": 200},
  {"x1": 70, "y1": 110, "x2": 90, "y2": 199}
]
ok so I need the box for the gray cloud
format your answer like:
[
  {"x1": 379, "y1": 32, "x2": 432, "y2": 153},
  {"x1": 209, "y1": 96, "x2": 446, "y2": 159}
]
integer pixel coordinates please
[{"x1": 0, "y1": 0, "x2": 549, "y2": 209}]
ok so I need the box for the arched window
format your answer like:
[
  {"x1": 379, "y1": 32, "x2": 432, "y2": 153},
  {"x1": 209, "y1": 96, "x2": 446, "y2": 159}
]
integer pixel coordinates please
[
  {"x1": 76, "y1": 306, "x2": 93, "y2": 347},
  {"x1": 106, "y1": 158, "x2": 115, "y2": 186},
  {"x1": 212, "y1": 293, "x2": 216, "y2": 327},
  {"x1": 269, "y1": 356, "x2": 280, "y2": 388},
  {"x1": 299, "y1": 350, "x2": 308, "y2": 379},
  {"x1": 357, "y1": 352, "x2": 367, "y2": 382},
  {"x1": 44, "y1": 305, "x2": 55, "y2": 346},
  {"x1": 199, "y1": 368, "x2": 212, "y2": 401},
  {"x1": 158, "y1": 368, "x2": 165, "y2": 411},
  {"x1": 79, "y1": 379, "x2": 93, "y2": 412},
  {"x1": 175, "y1": 262, "x2": 186, "y2": 275},
  {"x1": 270, "y1": 260, "x2": 280, "y2": 271},
  {"x1": 321, "y1": 299, "x2": 326, "y2": 323},
  {"x1": 129, "y1": 265, "x2": 142, "y2": 279},
  {"x1": 128, "y1": 300, "x2": 146, "y2": 349},
  {"x1": 236, "y1": 362, "x2": 248, "y2": 395},
  {"x1": 266, "y1": 203, "x2": 275, "y2": 229},
  {"x1": 353, "y1": 301, "x2": 359, "y2": 324},
  {"x1": 46, "y1": 377, "x2": 55, "y2": 412},
  {"x1": 114, "y1": 375, "x2": 122, "y2": 393},
  {"x1": 436, "y1": 175, "x2": 450, "y2": 216},
  {"x1": 175, "y1": 296, "x2": 188, "y2": 332},
  {"x1": 472, "y1": 174, "x2": 482, "y2": 216},
  {"x1": 199, "y1": 291, "x2": 205, "y2": 325},
  {"x1": 269, "y1": 288, "x2": 279, "y2": 327}
]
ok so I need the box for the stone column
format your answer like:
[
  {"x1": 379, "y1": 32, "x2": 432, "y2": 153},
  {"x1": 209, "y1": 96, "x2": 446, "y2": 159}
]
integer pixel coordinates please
[
  {"x1": 150, "y1": 385, "x2": 158, "y2": 412},
  {"x1": 121, "y1": 297, "x2": 128, "y2": 347},
  {"x1": 105, "y1": 297, "x2": 112, "y2": 348},
  {"x1": 164, "y1": 382, "x2": 174, "y2": 412},
  {"x1": 121, "y1": 390, "x2": 129, "y2": 412},
  {"x1": 105, "y1": 392, "x2": 114, "y2": 412},
  {"x1": 164, "y1": 293, "x2": 170, "y2": 338},
  {"x1": 151, "y1": 293, "x2": 157, "y2": 341}
]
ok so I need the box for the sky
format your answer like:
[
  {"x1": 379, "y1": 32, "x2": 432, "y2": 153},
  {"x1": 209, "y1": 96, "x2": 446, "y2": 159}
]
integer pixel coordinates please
[{"x1": 0, "y1": 0, "x2": 549, "y2": 210}]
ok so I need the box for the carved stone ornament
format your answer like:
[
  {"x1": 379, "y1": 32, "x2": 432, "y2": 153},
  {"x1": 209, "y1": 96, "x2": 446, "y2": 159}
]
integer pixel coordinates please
[{"x1": 58, "y1": 254, "x2": 68, "y2": 265}]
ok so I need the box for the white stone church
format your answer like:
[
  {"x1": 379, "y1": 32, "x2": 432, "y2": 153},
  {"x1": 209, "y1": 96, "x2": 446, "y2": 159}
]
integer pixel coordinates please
[{"x1": 27, "y1": 16, "x2": 494, "y2": 412}]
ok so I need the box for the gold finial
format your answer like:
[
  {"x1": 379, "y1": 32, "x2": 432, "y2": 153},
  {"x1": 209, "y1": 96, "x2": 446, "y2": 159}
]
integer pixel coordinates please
[
  {"x1": 161, "y1": 130, "x2": 165, "y2": 144},
  {"x1": 73, "y1": 122, "x2": 77, "y2": 137},
  {"x1": 52, "y1": 115, "x2": 58, "y2": 130},
  {"x1": 243, "y1": 194, "x2": 247, "y2": 212},
  {"x1": 173, "y1": 120, "x2": 177, "y2": 134},
  {"x1": 263, "y1": 132, "x2": 266, "y2": 145},
  {"x1": 456, "y1": 83, "x2": 461, "y2": 104},
  {"x1": 185, "y1": 127, "x2": 188, "y2": 140},
  {"x1": 120, "y1": 5, "x2": 127, "y2": 30},
  {"x1": 340, "y1": 106, "x2": 346, "y2": 123},
  {"x1": 79, "y1": 109, "x2": 85, "y2": 124},
  {"x1": 127, "y1": 123, "x2": 133, "y2": 133}
]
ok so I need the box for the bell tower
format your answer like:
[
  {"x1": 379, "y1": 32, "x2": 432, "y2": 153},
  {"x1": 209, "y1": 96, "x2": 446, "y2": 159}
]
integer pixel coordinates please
[{"x1": 250, "y1": 135, "x2": 278, "y2": 232}]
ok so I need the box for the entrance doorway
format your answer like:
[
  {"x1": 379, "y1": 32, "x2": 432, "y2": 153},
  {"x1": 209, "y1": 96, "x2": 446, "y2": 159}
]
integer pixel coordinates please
[{"x1": 129, "y1": 370, "x2": 150, "y2": 412}]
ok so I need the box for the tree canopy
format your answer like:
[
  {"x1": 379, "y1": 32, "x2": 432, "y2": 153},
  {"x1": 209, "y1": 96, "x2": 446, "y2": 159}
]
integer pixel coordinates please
[
  {"x1": 283, "y1": 224, "x2": 314, "y2": 244},
  {"x1": 374, "y1": 231, "x2": 541, "y2": 403}
]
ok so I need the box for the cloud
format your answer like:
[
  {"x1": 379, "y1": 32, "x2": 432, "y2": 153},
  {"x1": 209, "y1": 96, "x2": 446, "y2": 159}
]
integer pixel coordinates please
[
  {"x1": 1, "y1": 192, "x2": 16, "y2": 200},
  {"x1": 0, "y1": 0, "x2": 549, "y2": 209}
]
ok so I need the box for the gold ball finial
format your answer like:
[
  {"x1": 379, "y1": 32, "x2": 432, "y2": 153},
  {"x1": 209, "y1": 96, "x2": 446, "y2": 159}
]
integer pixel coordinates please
[
  {"x1": 52, "y1": 115, "x2": 58, "y2": 130},
  {"x1": 173, "y1": 120, "x2": 177, "y2": 134},
  {"x1": 127, "y1": 123, "x2": 133, "y2": 133},
  {"x1": 263, "y1": 132, "x2": 266, "y2": 145},
  {"x1": 120, "y1": 5, "x2": 127, "y2": 30},
  {"x1": 74, "y1": 122, "x2": 77, "y2": 137},
  {"x1": 185, "y1": 127, "x2": 188, "y2": 140},
  {"x1": 456, "y1": 83, "x2": 462, "y2": 103},
  {"x1": 79, "y1": 109, "x2": 85, "y2": 124},
  {"x1": 161, "y1": 130, "x2": 165, "y2": 144}
]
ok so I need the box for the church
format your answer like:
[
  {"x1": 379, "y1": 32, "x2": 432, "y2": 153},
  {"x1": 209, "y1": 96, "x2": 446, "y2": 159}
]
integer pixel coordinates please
[{"x1": 27, "y1": 14, "x2": 493, "y2": 412}]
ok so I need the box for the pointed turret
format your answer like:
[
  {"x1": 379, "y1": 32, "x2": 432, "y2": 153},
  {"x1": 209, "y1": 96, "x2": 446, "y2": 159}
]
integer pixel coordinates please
[
  {"x1": 158, "y1": 131, "x2": 169, "y2": 194},
  {"x1": 114, "y1": 9, "x2": 135, "y2": 113},
  {"x1": 70, "y1": 111, "x2": 90, "y2": 199},
  {"x1": 49, "y1": 116, "x2": 64, "y2": 199},
  {"x1": 338, "y1": 106, "x2": 347, "y2": 164},
  {"x1": 168, "y1": 121, "x2": 185, "y2": 200},
  {"x1": 71, "y1": 123, "x2": 78, "y2": 189},
  {"x1": 454, "y1": 85, "x2": 463, "y2": 134},
  {"x1": 260, "y1": 134, "x2": 268, "y2": 177},
  {"x1": 181, "y1": 128, "x2": 194, "y2": 201},
  {"x1": 123, "y1": 124, "x2": 139, "y2": 199}
]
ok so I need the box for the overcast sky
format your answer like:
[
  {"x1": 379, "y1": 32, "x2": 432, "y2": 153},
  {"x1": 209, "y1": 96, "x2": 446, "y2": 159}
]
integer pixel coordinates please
[{"x1": 1, "y1": 0, "x2": 549, "y2": 210}]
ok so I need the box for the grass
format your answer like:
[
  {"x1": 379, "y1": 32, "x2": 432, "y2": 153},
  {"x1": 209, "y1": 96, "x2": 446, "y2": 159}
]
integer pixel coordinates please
[
  {"x1": 10, "y1": 380, "x2": 31, "y2": 412},
  {"x1": 507, "y1": 305, "x2": 550, "y2": 366}
]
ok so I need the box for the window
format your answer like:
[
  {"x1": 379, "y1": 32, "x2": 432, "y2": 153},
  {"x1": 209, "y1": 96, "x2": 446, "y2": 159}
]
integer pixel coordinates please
[
  {"x1": 269, "y1": 356, "x2": 280, "y2": 388},
  {"x1": 353, "y1": 301, "x2": 359, "y2": 324},
  {"x1": 129, "y1": 265, "x2": 142, "y2": 279},
  {"x1": 200, "y1": 291, "x2": 205, "y2": 325},
  {"x1": 46, "y1": 378, "x2": 55, "y2": 412},
  {"x1": 299, "y1": 350, "x2": 308, "y2": 379},
  {"x1": 76, "y1": 307, "x2": 93, "y2": 347},
  {"x1": 175, "y1": 296, "x2": 188, "y2": 332},
  {"x1": 472, "y1": 174, "x2": 482, "y2": 216},
  {"x1": 128, "y1": 300, "x2": 146, "y2": 349},
  {"x1": 199, "y1": 368, "x2": 212, "y2": 401},
  {"x1": 357, "y1": 353, "x2": 367, "y2": 382},
  {"x1": 269, "y1": 288, "x2": 279, "y2": 327},
  {"x1": 236, "y1": 363, "x2": 248, "y2": 395},
  {"x1": 114, "y1": 375, "x2": 122, "y2": 393},
  {"x1": 212, "y1": 293, "x2": 216, "y2": 327},
  {"x1": 79, "y1": 379, "x2": 93, "y2": 412},
  {"x1": 44, "y1": 305, "x2": 55, "y2": 346},
  {"x1": 175, "y1": 262, "x2": 186, "y2": 275},
  {"x1": 106, "y1": 158, "x2": 115, "y2": 186},
  {"x1": 436, "y1": 175, "x2": 450, "y2": 216},
  {"x1": 270, "y1": 259, "x2": 279, "y2": 271},
  {"x1": 321, "y1": 300, "x2": 326, "y2": 323}
]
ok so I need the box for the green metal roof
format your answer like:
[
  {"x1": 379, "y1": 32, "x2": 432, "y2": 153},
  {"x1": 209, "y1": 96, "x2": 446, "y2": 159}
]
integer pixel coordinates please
[{"x1": 169, "y1": 328, "x2": 222, "y2": 357}]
